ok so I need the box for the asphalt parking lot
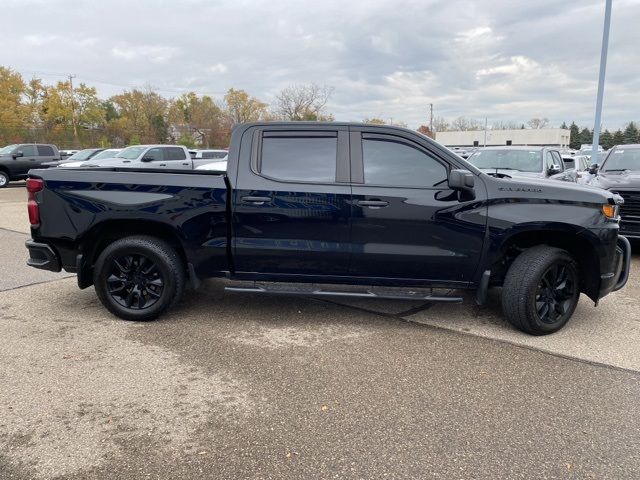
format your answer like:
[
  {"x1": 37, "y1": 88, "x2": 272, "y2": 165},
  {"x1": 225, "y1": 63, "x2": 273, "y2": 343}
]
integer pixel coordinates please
[{"x1": 1, "y1": 183, "x2": 640, "y2": 479}]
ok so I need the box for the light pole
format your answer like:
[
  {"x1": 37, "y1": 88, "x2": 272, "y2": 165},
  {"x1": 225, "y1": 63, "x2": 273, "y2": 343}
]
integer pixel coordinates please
[{"x1": 591, "y1": 0, "x2": 612, "y2": 163}]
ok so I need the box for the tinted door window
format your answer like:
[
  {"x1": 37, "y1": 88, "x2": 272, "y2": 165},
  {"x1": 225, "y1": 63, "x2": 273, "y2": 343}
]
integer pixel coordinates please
[
  {"x1": 37, "y1": 145, "x2": 55, "y2": 156},
  {"x1": 362, "y1": 138, "x2": 447, "y2": 188},
  {"x1": 164, "y1": 147, "x2": 186, "y2": 160},
  {"x1": 19, "y1": 145, "x2": 36, "y2": 156},
  {"x1": 260, "y1": 136, "x2": 336, "y2": 183},
  {"x1": 144, "y1": 148, "x2": 163, "y2": 161}
]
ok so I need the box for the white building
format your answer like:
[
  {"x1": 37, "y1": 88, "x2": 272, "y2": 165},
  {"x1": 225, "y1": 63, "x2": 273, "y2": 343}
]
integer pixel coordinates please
[{"x1": 435, "y1": 128, "x2": 570, "y2": 148}]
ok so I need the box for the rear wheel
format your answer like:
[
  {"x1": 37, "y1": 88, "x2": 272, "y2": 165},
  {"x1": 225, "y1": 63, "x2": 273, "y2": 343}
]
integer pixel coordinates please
[
  {"x1": 502, "y1": 246, "x2": 580, "y2": 335},
  {"x1": 94, "y1": 236, "x2": 185, "y2": 321},
  {"x1": 0, "y1": 171, "x2": 9, "y2": 188}
]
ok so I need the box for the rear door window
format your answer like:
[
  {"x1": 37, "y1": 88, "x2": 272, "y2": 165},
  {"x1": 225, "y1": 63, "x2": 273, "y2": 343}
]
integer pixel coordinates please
[
  {"x1": 260, "y1": 134, "x2": 337, "y2": 183},
  {"x1": 37, "y1": 145, "x2": 55, "y2": 156},
  {"x1": 362, "y1": 137, "x2": 447, "y2": 188},
  {"x1": 163, "y1": 147, "x2": 187, "y2": 161}
]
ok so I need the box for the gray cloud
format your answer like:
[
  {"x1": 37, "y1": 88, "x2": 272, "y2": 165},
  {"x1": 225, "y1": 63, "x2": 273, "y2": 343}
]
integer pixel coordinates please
[{"x1": 2, "y1": 0, "x2": 639, "y2": 129}]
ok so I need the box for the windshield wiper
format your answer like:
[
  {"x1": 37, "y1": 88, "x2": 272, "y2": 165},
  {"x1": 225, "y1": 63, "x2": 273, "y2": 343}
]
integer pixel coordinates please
[{"x1": 602, "y1": 169, "x2": 631, "y2": 173}]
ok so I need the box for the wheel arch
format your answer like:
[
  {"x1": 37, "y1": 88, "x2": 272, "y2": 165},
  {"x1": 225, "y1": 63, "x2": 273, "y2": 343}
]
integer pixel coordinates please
[
  {"x1": 490, "y1": 227, "x2": 601, "y2": 301},
  {"x1": 77, "y1": 219, "x2": 189, "y2": 289}
]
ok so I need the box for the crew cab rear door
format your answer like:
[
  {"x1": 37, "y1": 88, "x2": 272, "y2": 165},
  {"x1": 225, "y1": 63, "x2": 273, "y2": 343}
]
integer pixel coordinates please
[
  {"x1": 348, "y1": 127, "x2": 487, "y2": 285},
  {"x1": 232, "y1": 125, "x2": 352, "y2": 276}
]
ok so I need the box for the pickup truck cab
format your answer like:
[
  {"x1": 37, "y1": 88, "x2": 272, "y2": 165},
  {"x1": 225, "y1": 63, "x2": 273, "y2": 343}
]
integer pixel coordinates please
[
  {"x1": 0, "y1": 143, "x2": 59, "y2": 187},
  {"x1": 25, "y1": 122, "x2": 630, "y2": 335},
  {"x1": 66, "y1": 145, "x2": 193, "y2": 170}
]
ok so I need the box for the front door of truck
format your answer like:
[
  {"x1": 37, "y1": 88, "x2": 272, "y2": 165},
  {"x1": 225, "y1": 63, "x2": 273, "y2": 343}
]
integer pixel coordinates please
[
  {"x1": 13, "y1": 144, "x2": 38, "y2": 178},
  {"x1": 348, "y1": 128, "x2": 487, "y2": 285},
  {"x1": 233, "y1": 126, "x2": 352, "y2": 277}
]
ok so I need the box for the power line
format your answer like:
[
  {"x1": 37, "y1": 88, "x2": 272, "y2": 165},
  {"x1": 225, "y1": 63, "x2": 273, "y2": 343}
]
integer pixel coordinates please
[{"x1": 12, "y1": 66, "x2": 227, "y2": 98}]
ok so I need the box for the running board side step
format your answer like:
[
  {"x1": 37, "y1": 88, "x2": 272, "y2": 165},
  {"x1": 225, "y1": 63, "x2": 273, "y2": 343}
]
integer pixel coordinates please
[{"x1": 224, "y1": 283, "x2": 463, "y2": 303}]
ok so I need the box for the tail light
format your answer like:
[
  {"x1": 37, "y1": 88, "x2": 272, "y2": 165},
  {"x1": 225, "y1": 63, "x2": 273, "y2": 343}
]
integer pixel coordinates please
[{"x1": 26, "y1": 178, "x2": 44, "y2": 226}]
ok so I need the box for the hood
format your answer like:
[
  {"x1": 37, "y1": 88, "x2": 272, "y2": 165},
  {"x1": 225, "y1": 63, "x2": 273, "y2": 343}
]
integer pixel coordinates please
[
  {"x1": 591, "y1": 171, "x2": 640, "y2": 191},
  {"x1": 483, "y1": 172, "x2": 617, "y2": 205}
]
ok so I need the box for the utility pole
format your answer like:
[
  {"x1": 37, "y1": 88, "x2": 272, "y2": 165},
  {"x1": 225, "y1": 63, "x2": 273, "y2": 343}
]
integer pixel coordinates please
[
  {"x1": 68, "y1": 74, "x2": 78, "y2": 147},
  {"x1": 484, "y1": 117, "x2": 488, "y2": 147},
  {"x1": 591, "y1": 0, "x2": 612, "y2": 164},
  {"x1": 429, "y1": 103, "x2": 433, "y2": 136}
]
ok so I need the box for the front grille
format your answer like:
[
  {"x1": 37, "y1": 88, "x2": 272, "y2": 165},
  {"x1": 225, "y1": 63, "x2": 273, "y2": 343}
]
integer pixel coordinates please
[{"x1": 615, "y1": 190, "x2": 640, "y2": 220}]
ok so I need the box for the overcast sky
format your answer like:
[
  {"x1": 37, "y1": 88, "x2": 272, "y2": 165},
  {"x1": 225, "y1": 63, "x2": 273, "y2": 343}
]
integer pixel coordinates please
[{"x1": 2, "y1": 0, "x2": 639, "y2": 129}]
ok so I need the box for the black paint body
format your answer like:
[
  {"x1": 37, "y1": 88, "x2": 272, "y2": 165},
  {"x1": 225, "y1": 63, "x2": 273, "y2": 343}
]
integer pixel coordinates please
[{"x1": 27, "y1": 123, "x2": 625, "y2": 301}]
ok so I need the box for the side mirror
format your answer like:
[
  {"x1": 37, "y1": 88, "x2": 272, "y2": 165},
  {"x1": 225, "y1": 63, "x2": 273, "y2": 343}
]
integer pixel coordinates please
[
  {"x1": 12, "y1": 151, "x2": 24, "y2": 159},
  {"x1": 548, "y1": 165, "x2": 562, "y2": 176},
  {"x1": 141, "y1": 156, "x2": 154, "y2": 162},
  {"x1": 588, "y1": 164, "x2": 599, "y2": 174},
  {"x1": 449, "y1": 169, "x2": 475, "y2": 190}
]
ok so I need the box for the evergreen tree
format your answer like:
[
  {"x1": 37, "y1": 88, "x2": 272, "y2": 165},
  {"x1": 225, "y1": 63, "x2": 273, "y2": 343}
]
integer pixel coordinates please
[
  {"x1": 569, "y1": 122, "x2": 580, "y2": 149},
  {"x1": 560, "y1": 121, "x2": 568, "y2": 130},
  {"x1": 623, "y1": 121, "x2": 639, "y2": 144},
  {"x1": 600, "y1": 129, "x2": 614, "y2": 150},
  {"x1": 613, "y1": 129, "x2": 625, "y2": 146},
  {"x1": 578, "y1": 127, "x2": 592, "y2": 147}
]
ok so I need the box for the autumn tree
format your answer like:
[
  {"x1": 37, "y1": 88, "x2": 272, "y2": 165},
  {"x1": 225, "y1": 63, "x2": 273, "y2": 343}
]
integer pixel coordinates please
[
  {"x1": 0, "y1": 67, "x2": 26, "y2": 144},
  {"x1": 416, "y1": 125, "x2": 433, "y2": 138},
  {"x1": 363, "y1": 117, "x2": 387, "y2": 125},
  {"x1": 223, "y1": 88, "x2": 269, "y2": 125},
  {"x1": 109, "y1": 88, "x2": 169, "y2": 144},
  {"x1": 273, "y1": 84, "x2": 334, "y2": 121}
]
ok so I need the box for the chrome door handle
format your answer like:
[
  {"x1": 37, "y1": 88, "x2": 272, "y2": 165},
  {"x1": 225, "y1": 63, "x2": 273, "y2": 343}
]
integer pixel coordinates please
[
  {"x1": 357, "y1": 200, "x2": 389, "y2": 208},
  {"x1": 242, "y1": 196, "x2": 272, "y2": 205}
]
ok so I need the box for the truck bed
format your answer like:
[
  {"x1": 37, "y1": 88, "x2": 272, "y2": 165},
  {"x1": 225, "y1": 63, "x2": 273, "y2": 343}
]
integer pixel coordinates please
[{"x1": 28, "y1": 167, "x2": 230, "y2": 280}]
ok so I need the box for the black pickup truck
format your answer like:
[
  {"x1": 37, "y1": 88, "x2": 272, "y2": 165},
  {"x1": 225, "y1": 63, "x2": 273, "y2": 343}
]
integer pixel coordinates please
[{"x1": 25, "y1": 122, "x2": 630, "y2": 335}]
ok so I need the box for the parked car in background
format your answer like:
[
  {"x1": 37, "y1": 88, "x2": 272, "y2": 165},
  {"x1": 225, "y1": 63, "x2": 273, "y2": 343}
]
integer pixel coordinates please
[
  {"x1": 0, "y1": 143, "x2": 59, "y2": 187},
  {"x1": 588, "y1": 144, "x2": 640, "y2": 239},
  {"x1": 43, "y1": 148, "x2": 105, "y2": 167},
  {"x1": 60, "y1": 148, "x2": 123, "y2": 168},
  {"x1": 25, "y1": 122, "x2": 630, "y2": 335},
  {"x1": 59, "y1": 149, "x2": 79, "y2": 160},
  {"x1": 562, "y1": 154, "x2": 591, "y2": 183},
  {"x1": 195, "y1": 158, "x2": 228, "y2": 171},
  {"x1": 64, "y1": 145, "x2": 193, "y2": 169},
  {"x1": 193, "y1": 149, "x2": 228, "y2": 168},
  {"x1": 466, "y1": 146, "x2": 576, "y2": 182}
]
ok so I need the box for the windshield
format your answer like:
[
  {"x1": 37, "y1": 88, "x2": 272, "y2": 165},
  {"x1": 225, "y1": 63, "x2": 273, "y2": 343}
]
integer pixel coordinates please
[
  {"x1": 201, "y1": 151, "x2": 227, "y2": 159},
  {"x1": 601, "y1": 149, "x2": 640, "y2": 172},
  {"x1": 468, "y1": 150, "x2": 542, "y2": 172},
  {"x1": 0, "y1": 144, "x2": 18, "y2": 154},
  {"x1": 115, "y1": 146, "x2": 146, "y2": 160},
  {"x1": 66, "y1": 149, "x2": 98, "y2": 161},
  {"x1": 91, "y1": 149, "x2": 121, "y2": 161}
]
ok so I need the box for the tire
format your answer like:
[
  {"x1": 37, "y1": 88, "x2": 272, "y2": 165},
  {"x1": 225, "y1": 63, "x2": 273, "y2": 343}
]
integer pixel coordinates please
[
  {"x1": 502, "y1": 245, "x2": 580, "y2": 335},
  {"x1": 93, "y1": 236, "x2": 185, "y2": 321},
  {"x1": 0, "y1": 171, "x2": 9, "y2": 188}
]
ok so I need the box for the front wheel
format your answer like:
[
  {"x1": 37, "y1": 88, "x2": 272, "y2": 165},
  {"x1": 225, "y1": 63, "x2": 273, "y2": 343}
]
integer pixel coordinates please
[
  {"x1": 94, "y1": 236, "x2": 185, "y2": 321},
  {"x1": 0, "y1": 171, "x2": 9, "y2": 188},
  {"x1": 502, "y1": 246, "x2": 580, "y2": 335}
]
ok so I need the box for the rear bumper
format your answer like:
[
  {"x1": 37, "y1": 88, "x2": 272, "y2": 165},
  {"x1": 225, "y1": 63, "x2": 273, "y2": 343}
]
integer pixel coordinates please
[
  {"x1": 599, "y1": 235, "x2": 631, "y2": 297},
  {"x1": 25, "y1": 240, "x2": 61, "y2": 272}
]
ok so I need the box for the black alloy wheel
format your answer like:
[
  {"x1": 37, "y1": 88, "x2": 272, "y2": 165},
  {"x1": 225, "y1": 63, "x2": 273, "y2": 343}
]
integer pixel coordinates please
[
  {"x1": 535, "y1": 262, "x2": 578, "y2": 324},
  {"x1": 107, "y1": 254, "x2": 164, "y2": 310}
]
